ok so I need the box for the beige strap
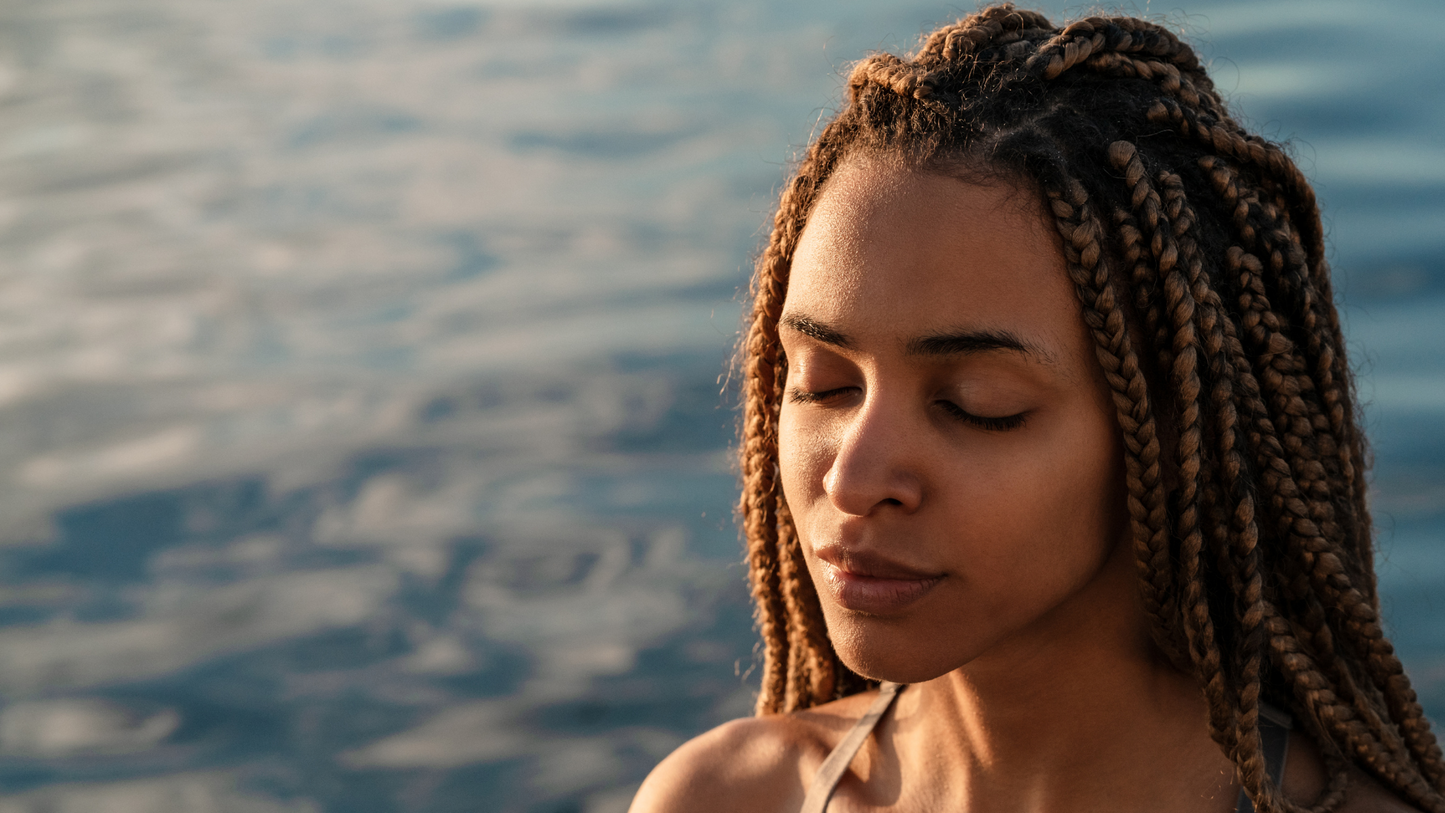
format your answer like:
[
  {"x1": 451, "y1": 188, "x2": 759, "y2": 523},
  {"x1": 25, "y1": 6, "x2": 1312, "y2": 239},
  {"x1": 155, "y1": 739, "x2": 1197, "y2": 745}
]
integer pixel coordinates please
[{"x1": 800, "y1": 682, "x2": 905, "y2": 813}]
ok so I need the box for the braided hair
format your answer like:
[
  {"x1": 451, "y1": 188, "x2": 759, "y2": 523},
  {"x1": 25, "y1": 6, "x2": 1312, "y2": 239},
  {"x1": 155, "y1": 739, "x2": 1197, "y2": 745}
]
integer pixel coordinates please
[{"x1": 736, "y1": 6, "x2": 1445, "y2": 812}]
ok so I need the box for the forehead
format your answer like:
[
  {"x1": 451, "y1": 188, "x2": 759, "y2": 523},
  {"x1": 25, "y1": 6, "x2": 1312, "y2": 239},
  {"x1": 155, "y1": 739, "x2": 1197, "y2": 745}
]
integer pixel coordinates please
[{"x1": 785, "y1": 156, "x2": 1083, "y2": 357}]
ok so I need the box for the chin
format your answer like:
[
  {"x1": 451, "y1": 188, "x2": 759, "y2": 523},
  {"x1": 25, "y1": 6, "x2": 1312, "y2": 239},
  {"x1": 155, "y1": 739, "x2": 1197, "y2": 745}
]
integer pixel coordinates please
[{"x1": 830, "y1": 623, "x2": 969, "y2": 685}]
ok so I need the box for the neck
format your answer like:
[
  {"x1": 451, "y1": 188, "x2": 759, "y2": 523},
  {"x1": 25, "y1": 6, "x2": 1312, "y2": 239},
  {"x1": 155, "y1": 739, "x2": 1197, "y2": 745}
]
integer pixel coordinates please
[{"x1": 891, "y1": 550, "x2": 1236, "y2": 813}]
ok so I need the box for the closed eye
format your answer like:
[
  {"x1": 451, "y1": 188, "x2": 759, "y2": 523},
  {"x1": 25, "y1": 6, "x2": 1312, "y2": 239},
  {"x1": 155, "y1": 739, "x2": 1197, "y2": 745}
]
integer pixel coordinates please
[
  {"x1": 788, "y1": 387, "x2": 856, "y2": 404},
  {"x1": 937, "y1": 400, "x2": 1027, "y2": 431}
]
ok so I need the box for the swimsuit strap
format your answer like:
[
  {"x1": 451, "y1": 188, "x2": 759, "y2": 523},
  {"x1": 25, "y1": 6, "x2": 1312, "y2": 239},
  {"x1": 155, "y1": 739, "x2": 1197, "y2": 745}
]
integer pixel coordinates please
[
  {"x1": 800, "y1": 682, "x2": 904, "y2": 813},
  {"x1": 1234, "y1": 701, "x2": 1294, "y2": 813}
]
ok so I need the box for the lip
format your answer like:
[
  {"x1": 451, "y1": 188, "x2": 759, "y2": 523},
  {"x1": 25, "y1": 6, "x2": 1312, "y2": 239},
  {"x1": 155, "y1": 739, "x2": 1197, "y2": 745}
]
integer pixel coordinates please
[{"x1": 814, "y1": 546, "x2": 945, "y2": 616}]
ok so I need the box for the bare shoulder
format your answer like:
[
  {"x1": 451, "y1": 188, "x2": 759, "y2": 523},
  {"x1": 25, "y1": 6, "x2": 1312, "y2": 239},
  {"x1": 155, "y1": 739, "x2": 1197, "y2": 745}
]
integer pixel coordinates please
[
  {"x1": 626, "y1": 715, "x2": 807, "y2": 813},
  {"x1": 628, "y1": 691, "x2": 881, "y2": 813},
  {"x1": 1337, "y1": 770, "x2": 1427, "y2": 813},
  {"x1": 1283, "y1": 732, "x2": 1425, "y2": 813}
]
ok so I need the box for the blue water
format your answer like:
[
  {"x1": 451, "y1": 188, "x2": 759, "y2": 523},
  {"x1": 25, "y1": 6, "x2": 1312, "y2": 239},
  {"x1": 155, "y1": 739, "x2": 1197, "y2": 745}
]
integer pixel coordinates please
[{"x1": 0, "y1": 1, "x2": 1440, "y2": 810}]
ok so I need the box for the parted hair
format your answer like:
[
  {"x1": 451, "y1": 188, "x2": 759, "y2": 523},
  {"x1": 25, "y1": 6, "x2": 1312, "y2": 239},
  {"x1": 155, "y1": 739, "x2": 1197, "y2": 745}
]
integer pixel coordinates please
[{"x1": 736, "y1": 5, "x2": 1445, "y2": 812}]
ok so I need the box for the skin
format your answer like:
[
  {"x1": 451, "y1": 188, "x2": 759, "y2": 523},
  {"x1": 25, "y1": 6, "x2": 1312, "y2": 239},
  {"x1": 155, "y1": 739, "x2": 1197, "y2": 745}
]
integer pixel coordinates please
[{"x1": 629, "y1": 156, "x2": 1414, "y2": 813}]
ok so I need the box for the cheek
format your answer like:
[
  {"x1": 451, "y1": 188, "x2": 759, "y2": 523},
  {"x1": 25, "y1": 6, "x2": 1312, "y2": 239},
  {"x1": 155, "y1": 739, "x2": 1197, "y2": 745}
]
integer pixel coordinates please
[
  {"x1": 1035, "y1": 424, "x2": 1126, "y2": 570},
  {"x1": 953, "y1": 414, "x2": 1126, "y2": 589},
  {"x1": 778, "y1": 405, "x2": 832, "y2": 509},
  {"x1": 1071, "y1": 394, "x2": 1129, "y2": 538}
]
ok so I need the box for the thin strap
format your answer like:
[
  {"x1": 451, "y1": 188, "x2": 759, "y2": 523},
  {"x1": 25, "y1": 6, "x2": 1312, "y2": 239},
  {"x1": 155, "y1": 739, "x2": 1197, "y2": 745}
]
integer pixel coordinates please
[
  {"x1": 800, "y1": 682, "x2": 905, "y2": 813},
  {"x1": 1234, "y1": 702, "x2": 1294, "y2": 813}
]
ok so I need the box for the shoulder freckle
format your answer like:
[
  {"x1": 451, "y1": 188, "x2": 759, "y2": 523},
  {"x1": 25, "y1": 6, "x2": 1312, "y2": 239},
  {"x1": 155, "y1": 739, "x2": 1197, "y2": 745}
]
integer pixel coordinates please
[{"x1": 628, "y1": 715, "x2": 812, "y2": 813}]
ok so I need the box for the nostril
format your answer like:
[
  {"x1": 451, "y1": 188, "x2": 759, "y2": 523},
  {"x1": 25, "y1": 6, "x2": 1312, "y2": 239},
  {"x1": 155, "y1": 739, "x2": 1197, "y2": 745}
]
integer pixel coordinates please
[{"x1": 882, "y1": 498, "x2": 903, "y2": 506}]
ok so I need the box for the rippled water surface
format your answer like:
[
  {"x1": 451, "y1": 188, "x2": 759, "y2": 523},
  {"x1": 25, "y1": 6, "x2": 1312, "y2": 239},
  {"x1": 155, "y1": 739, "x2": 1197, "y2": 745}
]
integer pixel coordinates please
[{"x1": 0, "y1": 0, "x2": 1441, "y2": 810}]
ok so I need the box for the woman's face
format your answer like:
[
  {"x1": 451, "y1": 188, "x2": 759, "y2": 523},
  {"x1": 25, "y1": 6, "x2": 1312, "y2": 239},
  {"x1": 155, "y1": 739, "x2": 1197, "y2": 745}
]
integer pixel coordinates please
[{"x1": 778, "y1": 156, "x2": 1136, "y2": 683}]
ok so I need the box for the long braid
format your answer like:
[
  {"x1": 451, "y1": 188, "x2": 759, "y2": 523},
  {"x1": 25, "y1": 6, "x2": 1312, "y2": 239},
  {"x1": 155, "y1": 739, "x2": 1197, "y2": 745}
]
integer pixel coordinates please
[
  {"x1": 741, "y1": 149, "x2": 821, "y2": 713},
  {"x1": 1214, "y1": 209, "x2": 1441, "y2": 783},
  {"x1": 1201, "y1": 156, "x2": 1373, "y2": 577},
  {"x1": 740, "y1": 214, "x2": 789, "y2": 715},
  {"x1": 737, "y1": 5, "x2": 1445, "y2": 810},
  {"x1": 1160, "y1": 167, "x2": 1319, "y2": 811},
  {"x1": 1106, "y1": 154, "x2": 1239, "y2": 749},
  {"x1": 1037, "y1": 167, "x2": 1182, "y2": 667},
  {"x1": 776, "y1": 502, "x2": 839, "y2": 705}
]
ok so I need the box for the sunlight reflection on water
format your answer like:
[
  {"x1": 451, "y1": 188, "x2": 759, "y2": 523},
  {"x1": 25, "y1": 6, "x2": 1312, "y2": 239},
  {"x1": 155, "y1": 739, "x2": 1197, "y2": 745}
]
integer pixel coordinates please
[{"x1": 0, "y1": 0, "x2": 1441, "y2": 810}]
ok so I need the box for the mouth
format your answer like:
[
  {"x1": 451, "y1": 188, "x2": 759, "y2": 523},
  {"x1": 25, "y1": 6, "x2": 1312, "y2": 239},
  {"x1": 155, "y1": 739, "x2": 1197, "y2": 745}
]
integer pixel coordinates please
[{"x1": 814, "y1": 547, "x2": 945, "y2": 616}]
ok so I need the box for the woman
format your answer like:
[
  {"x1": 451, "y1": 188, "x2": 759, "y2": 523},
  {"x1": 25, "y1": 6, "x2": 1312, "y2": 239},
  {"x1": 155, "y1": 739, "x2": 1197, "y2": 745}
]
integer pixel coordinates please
[{"x1": 631, "y1": 5, "x2": 1444, "y2": 812}]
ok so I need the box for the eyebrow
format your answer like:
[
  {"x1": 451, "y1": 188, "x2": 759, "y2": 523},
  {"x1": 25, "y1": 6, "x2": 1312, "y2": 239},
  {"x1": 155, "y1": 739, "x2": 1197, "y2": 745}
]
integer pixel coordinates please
[
  {"x1": 780, "y1": 313, "x2": 1051, "y2": 363},
  {"x1": 780, "y1": 314, "x2": 853, "y2": 348},
  {"x1": 907, "y1": 329, "x2": 1046, "y2": 361}
]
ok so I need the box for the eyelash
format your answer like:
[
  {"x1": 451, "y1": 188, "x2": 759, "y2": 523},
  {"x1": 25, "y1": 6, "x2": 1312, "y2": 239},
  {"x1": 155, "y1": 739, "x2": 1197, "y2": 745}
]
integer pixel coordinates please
[
  {"x1": 935, "y1": 400, "x2": 1028, "y2": 431},
  {"x1": 787, "y1": 388, "x2": 1028, "y2": 431},
  {"x1": 787, "y1": 387, "x2": 851, "y2": 405}
]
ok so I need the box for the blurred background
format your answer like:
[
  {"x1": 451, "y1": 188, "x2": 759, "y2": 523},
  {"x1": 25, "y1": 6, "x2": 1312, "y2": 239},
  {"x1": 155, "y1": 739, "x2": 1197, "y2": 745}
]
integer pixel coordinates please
[{"x1": 0, "y1": 0, "x2": 1440, "y2": 810}]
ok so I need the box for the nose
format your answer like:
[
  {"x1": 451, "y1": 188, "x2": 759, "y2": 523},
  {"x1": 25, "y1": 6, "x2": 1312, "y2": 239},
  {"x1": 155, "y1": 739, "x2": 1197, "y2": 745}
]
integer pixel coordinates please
[{"x1": 822, "y1": 396, "x2": 924, "y2": 516}]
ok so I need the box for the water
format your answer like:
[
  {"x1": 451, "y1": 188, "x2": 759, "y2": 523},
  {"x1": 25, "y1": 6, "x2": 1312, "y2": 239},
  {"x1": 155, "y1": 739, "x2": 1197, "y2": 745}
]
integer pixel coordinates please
[{"x1": 0, "y1": 0, "x2": 1440, "y2": 810}]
